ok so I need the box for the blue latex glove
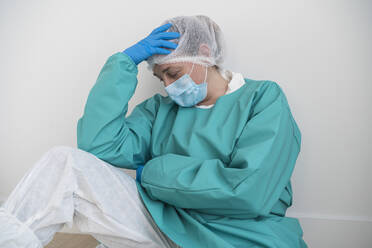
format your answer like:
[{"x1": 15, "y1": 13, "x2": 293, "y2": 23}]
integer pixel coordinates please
[
  {"x1": 123, "y1": 23, "x2": 180, "y2": 65},
  {"x1": 136, "y1": 165, "x2": 145, "y2": 183}
]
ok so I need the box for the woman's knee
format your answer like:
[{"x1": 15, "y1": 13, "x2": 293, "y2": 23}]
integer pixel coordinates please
[
  {"x1": 43, "y1": 146, "x2": 90, "y2": 168},
  {"x1": 48, "y1": 145, "x2": 108, "y2": 169},
  {"x1": 37, "y1": 146, "x2": 117, "y2": 181}
]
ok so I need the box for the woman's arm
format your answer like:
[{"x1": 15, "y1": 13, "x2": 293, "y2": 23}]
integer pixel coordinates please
[
  {"x1": 76, "y1": 52, "x2": 159, "y2": 169},
  {"x1": 140, "y1": 82, "x2": 302, "y2": 218}
]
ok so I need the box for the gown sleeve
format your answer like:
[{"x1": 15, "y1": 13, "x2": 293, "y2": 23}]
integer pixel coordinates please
[
  {"x1": 76, "y1": 52, "x2": 159, "y2": 169},
  {"x1": 140, "y1": 81, "x2": 302, "y2": 218}
]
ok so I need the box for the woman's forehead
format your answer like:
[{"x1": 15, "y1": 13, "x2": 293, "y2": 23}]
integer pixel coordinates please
[{"x1": 155, "y1": 62, "x2": 189, "y2": 69}]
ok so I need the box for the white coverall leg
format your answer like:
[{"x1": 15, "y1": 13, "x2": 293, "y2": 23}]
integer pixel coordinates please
[{"x1": 0, "y1": 145, "x2": 181, "y2": 248}]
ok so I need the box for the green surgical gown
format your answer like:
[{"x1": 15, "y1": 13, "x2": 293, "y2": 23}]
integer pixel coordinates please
[{"x1": 77, "y1": 52, "x2": 308, "y2": 248}]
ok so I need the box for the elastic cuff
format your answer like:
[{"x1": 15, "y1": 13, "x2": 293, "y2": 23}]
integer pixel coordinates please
[
  {"x1": 119, "y1": 51, "x2": 139, "y2": 68},
  {"x1": 0, "y1": 208, "x2": 43, "y2": 248}
]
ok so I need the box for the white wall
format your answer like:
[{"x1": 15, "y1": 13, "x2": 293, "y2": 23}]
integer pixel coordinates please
[{"x1": 1, "y1": 0, "x2": 371, "y2": 247}]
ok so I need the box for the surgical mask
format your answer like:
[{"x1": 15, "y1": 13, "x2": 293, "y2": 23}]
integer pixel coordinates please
[{"x1": 164, "y1": 62, "x2": 208, "y2": 107}]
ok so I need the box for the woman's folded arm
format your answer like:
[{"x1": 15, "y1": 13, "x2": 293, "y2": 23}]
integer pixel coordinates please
[{"x1": 140, "y1": 82, "x2": 302, "y2": 218}]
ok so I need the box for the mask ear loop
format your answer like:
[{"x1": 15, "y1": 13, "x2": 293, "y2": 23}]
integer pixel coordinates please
[
  {"x1": 188, "y1": 58, "x2": 208, "y2": 83},
  {"x1": 204, "y1": 64, "x2": 208, "y2": 83},
  {"x1": 188, "y1": 59, "x2": 195, "y2": 76}
]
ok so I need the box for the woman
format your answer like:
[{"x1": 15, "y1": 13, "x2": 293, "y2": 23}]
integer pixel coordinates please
[{"x1": 0, "y1": 15, "x2": 307, "y2": 247}]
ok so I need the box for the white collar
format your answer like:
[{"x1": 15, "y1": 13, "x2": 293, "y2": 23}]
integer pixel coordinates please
[{"x1": 194, "y1": 71, "x2": 245, "y2": 109}]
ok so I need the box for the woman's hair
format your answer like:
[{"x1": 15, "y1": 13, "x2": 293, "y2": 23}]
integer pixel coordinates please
[{"x1": 216, "y1": 65, "x2": 233, "y2": 82}]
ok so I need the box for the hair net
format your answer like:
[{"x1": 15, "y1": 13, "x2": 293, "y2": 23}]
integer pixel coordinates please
[{"x1": 145, "y1": 15, "x2": 227, "y2": 71}]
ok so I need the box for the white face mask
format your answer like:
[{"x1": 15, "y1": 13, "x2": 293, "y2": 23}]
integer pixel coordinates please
[{"x1": 164, "y1": 62, "x2": 208, "y2": 107}]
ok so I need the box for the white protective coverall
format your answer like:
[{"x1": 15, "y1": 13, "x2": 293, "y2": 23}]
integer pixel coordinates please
[{"x1": 0, "y1": 146, "x2": 181, "y2": 248}]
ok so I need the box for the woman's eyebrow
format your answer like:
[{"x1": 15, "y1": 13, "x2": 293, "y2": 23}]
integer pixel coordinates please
[
  {"x1": 153, "y1": 66, "x2": 179, "y2": 78},
  {"x1": 153, "y1": 67, "x2": 168, "y2": 77}
]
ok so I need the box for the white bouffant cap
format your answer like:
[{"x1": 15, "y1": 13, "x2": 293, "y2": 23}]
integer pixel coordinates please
[{"x1": 145, "y1": 15, "x2": 227, "y2": 71}]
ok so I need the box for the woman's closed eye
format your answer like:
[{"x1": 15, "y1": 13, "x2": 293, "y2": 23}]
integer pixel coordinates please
[{"x1": 167, "y1": 72, "x2": 178, "y2": 78}]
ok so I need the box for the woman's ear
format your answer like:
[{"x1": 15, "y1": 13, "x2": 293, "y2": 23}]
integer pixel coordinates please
[{"x1": 198, "y1": 43, "x2": 211, "y2": 57}]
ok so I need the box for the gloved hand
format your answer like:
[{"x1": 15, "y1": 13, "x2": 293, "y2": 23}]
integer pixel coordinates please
[
  {"x1": 136, "y1": 164, "x2": 145, "y2": 183},
  {"x1": 123, "y1": 23, "x2": 180, "y2": 65}
]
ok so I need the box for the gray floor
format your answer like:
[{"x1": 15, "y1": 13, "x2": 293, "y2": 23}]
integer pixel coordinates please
[{"x1": 45, "y1": 233, "x2": 99, "y2": 248}]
